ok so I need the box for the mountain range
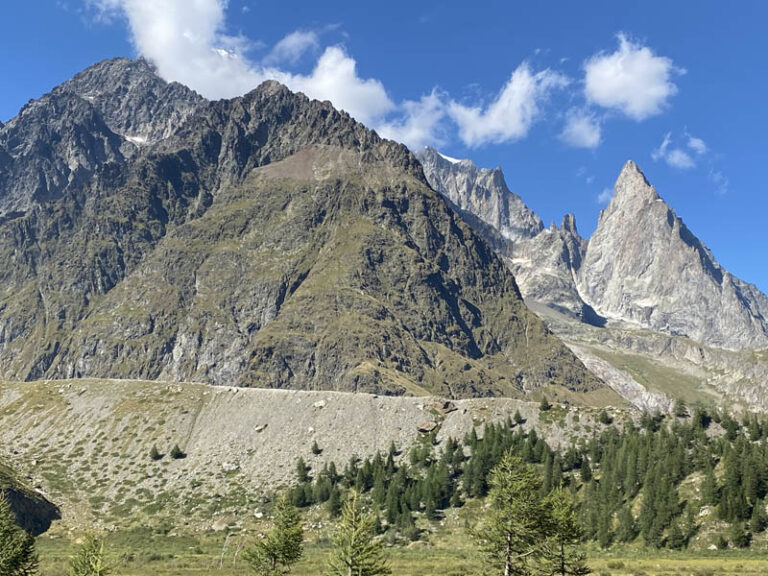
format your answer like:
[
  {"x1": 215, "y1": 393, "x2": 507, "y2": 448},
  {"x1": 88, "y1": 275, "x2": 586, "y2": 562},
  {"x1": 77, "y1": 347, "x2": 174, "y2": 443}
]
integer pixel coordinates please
[
  {"x1": 418, "y1": 146, "x2": 768, "y2": 410},
  {"x1": 0, "y1": 58, "x2": 608, "y2": 402},
  {"x1": 2, "y1": 56, "x2": 767, "y2": 412}
]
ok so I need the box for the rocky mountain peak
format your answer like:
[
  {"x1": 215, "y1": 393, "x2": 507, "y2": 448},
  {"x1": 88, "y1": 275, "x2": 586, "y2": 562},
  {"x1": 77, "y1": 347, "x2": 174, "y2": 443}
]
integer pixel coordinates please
[
  {"x1": 416, "y1": 146, "x2": 544, "y2": 242},
  {"x1": 0, "y1": 61, "x2": 605, "y2": 400},
  {"x1": 561, "y1": 213, "x2": 578, "y2": 235},
  {"x1": 579, "y1": 162, "x2": 768, "y2": 349},
  {"x1": 610, "y1": 160, "x2": 658, "y2": 209},
  {"x1": 60, "y1": 57, "x2": 204, "y2": 145}
]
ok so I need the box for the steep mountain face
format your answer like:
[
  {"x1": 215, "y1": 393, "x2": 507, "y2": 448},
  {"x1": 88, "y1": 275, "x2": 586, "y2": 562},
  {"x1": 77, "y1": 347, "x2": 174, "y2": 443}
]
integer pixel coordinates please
[
  {"x1": 509, "y1": 215, "x2": 591, "y2": 320},
  {"x1": 422, "y1": 151, "x2": 768, "y2": 351},
  {"x1": 422, "y1": 149, "x2": 768, "y2": 412},
  {"x1": 417, "y1": 147, "x2": 544, "y2": 241},
  {"x1": 418, "y1": 147, "x2": 591, "y2": 321},
  {"x1": 579, "y1": 161, "x2": 768, "y2": 350},
  {"x1": 0, "y1": 58, "x2": 202, "y2": 218},
  {"x1": 0, "y1": 59, "x2": 608, "y2": 401}
]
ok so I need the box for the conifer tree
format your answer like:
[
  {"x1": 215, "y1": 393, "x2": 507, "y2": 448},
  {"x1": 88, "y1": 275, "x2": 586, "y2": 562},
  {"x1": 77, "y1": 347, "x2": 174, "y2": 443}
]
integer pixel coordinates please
[
  {"x1": 0, "y1": 495, "x2": 38, "y2": 576},
  {"x1": 69, "y1": 534, "x2": 109, "y2": 576},
  {"x1": 540, "y1": 489, "x2": 590, "y2": 576},
  {"x1": 327, "y1": 487, "x2": 342, "y2": 518},
  {"x1": 326, "y1": 491, "x2": 390, "y2": 576},
  {"x1": 244, "y1": 493, "x2": 304, "y2": 576},
  {"x1": 473, "y1": 452, "x2": 548, "y2": 576}
]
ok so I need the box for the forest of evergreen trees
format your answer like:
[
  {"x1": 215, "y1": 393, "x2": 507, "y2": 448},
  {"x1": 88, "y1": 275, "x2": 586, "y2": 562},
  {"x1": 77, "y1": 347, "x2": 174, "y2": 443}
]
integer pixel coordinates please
[{"x1": 289, "y1": 404, "x2": 768, "y2": 550}]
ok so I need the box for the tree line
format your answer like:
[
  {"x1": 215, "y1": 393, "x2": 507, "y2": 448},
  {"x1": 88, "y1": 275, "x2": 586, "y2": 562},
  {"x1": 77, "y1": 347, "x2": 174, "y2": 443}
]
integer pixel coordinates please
[{"x1": 290, "y1": 403, "x2": 768, "y2": 551}]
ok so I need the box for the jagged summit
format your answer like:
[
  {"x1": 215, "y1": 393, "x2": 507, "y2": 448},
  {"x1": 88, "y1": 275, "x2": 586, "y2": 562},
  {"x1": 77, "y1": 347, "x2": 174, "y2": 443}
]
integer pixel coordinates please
[
  {"x1": 419, "y1": 147, "x2": 590, "y2": 321},
  {"x1": 0, "y1": 60, "x2": 606, "y2": 400},
  {"x1": 610, "y1": 160, "x2": 658, "y2": 207},
  {"x1": 421, "y1": 150, "x2": 768, "y2": 350},
  {"x1": 416, "y1": 146, "x2": 544, "y2": 242},
  {"x1": 580, "y1": 163, "x2": 768, "y2": 349}
]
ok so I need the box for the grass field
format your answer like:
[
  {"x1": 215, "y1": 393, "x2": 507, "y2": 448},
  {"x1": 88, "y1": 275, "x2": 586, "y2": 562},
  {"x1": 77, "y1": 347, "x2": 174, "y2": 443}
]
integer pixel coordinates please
[{"x1": 35, "y1": 526, "x2": 768, "y2": 576}]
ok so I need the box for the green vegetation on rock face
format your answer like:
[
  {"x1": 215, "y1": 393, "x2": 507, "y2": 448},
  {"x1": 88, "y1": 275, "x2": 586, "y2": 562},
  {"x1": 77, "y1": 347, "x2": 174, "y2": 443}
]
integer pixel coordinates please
[{"x1": 0, "y1": 59, "x2": 607, "y2": 401}]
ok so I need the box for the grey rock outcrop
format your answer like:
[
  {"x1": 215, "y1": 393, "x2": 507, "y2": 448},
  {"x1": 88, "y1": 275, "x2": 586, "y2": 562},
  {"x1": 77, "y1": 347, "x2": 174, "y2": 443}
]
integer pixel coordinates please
[
  {"x1": 418, "y1": 147, "x2": 591, "y2": 321},
  {"x1": 0, "y1": 58, "x2": 204, "y2": 218},
  {"x1": 416, "y1": 147, "x2": 544, "y2": 241},
  {"x1": 579, "y1": 161, "x2": 768, "y2": 350}
]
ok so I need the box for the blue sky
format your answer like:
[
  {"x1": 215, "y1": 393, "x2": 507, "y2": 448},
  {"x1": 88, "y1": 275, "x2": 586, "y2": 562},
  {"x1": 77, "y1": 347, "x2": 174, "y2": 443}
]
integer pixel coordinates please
[{"x1": 2, "y1": 1, "x2": 767, "y2": 291}]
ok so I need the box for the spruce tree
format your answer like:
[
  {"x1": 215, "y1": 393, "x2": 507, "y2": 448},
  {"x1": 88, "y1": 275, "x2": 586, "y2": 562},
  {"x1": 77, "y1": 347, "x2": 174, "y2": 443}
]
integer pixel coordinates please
[
  {"x1": 69, "y1": 534, "x2": 109, "y2": 576},
  {"x1": 326, "y1": 491, "x2": 390, "y2": 576},
  {"x1": 149, "y1": 445, "x2": 162, "y2": 461},
  {"x1": 244, "y1": 493, "x2": 304, "y2": 576},
  {"x1": 750, "y1": 499, "x2": 768, "y2": 533},
  {"x1": 327, "y1": 487, "x2": 342, "y2": 518},
  {"x1": 0, "y1": 495, "x2": 38, "y2": 576}
]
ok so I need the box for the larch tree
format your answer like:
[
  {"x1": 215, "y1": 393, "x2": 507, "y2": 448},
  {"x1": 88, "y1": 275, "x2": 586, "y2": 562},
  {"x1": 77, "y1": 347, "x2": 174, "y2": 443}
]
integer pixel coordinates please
[
  {"x1": 244, "y1": 493, "x2": 304, "y2": 576},
  {"x1": 540, "y1": 489, "x2": 590, "y2": 576},
  {"x1": 68, "y1": 534, "x2": 110, "y2": 576},
  {"x1": 326, "y1": 491, "x2": 390, "y2": 576},
  {"x1": 473, "y1": 452, "x2": 548, "y2": 576}
]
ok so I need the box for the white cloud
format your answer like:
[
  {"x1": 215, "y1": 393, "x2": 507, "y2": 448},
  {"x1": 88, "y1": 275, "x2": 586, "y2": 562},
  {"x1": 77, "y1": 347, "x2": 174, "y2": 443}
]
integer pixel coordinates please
[
  {"x1": 652, "y1": 132, "x2": 695, "y2": 169},
  {"x1": 584, "y1": 33, "x2": 681, "y2": 121},
  {"x1": 665, "y1": 148, "x2": 695, "y2": 169},
  {"x1": 559, "y1": 108, "x2": 601, "y2": 148},
  {"x1": 377, "y1": 91, "x2": 447, "y2": 149},
  {"x1": 85, "y1": 0, "x2": 394, "y2": 126},
  {"x1": 687, "y1": 135, "x2": 707, "y2": 155},
  {"x1": 597, "y1": 187, "x2": 613, "y2": 204},
  {"x1": 710, "y1": 170, "x2": 729, "y2": 195},
  {"x1": 263, "y1": 30, "x2": 318, "y2": 66},
  {"x1": 447, "y1": 63, "x2": 569, "y2": 147}
]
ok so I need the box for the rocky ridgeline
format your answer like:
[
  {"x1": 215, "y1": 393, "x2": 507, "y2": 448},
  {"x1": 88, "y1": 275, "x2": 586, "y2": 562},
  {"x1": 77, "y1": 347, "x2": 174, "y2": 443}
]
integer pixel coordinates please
[
  {"x1": 580, "y1": 161, "x2": 768, "y2": 350},
  {"x1": 0, "y1": 58, "x2": 605, "y2": 400},
  {"x1": 420, "y1": 148, "x2": 768, "y2": 411},
  {"x1": 421, "y1": 148, "x2": 768, "y2": 351}
]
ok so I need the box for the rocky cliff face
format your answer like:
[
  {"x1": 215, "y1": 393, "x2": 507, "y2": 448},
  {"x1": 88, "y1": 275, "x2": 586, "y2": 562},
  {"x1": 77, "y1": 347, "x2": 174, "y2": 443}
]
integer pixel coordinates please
[
  {"x1": 422, "y1": 151, "x2": 768, "y2": 351},
  {"x1": 0, "y1": 58, "x2": 203, "y2": 218},
  {"x1": 0, "y1": 59, "x2": 606, "y2": 400},
  {"x1": 416, "y1": 147, "x2": 544, "y2": 241},
  {"x1": 418, "y1": 148, "x2": 591, "y2": 322},
  {"x1": 579, "y1": 161, "x2": 768, "y2": 350}
]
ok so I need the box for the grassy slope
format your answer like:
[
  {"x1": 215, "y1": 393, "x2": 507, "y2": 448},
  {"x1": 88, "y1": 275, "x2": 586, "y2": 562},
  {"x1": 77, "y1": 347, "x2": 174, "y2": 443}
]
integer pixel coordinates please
[{"x1": 0, "y1": 378, "x2": 621, "y2": 533}]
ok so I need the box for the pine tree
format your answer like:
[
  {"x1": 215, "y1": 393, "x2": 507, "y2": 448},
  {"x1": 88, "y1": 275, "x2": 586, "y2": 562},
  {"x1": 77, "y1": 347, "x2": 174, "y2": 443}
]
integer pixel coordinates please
[
  {"x1": 615, "y1": 506, "x2": 637, "y2": 543},
  {"x1": 169, "y1": 444, "x2": 186, "y2": 459},
  {"x1": 69, "y1": 534, "x2": 109, "y2": 576},
  {"x1": 149, "y1": 445, "x2": 162, "y2": 461},
  {"x1": 473, "y1": 452, "x2": 548, "y2": 576},
  {"x1": 326, "y1": 491, "x2": 390, "y2": 576},
  {"x1": 540, "y1": 489, "x2": 590, "y2": 576},
  {"x1": 296, "y1": 458, "x2": 310, "y2": 484},
  {"x1": 244, "y1": 493, "x2": 304, "y2": 576},
  {"x1": 579, "y1": 458, "x2": 592, "y2": 484},
  {"x1": 312, "y1": 441, "x2": 323, "y2": 456},
  {"x1": 0, "y1": 495, "x2": 38, "y2": 576},
  {"x1": 750, "y1": 499, "x2": 768, "y2": 534}
]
